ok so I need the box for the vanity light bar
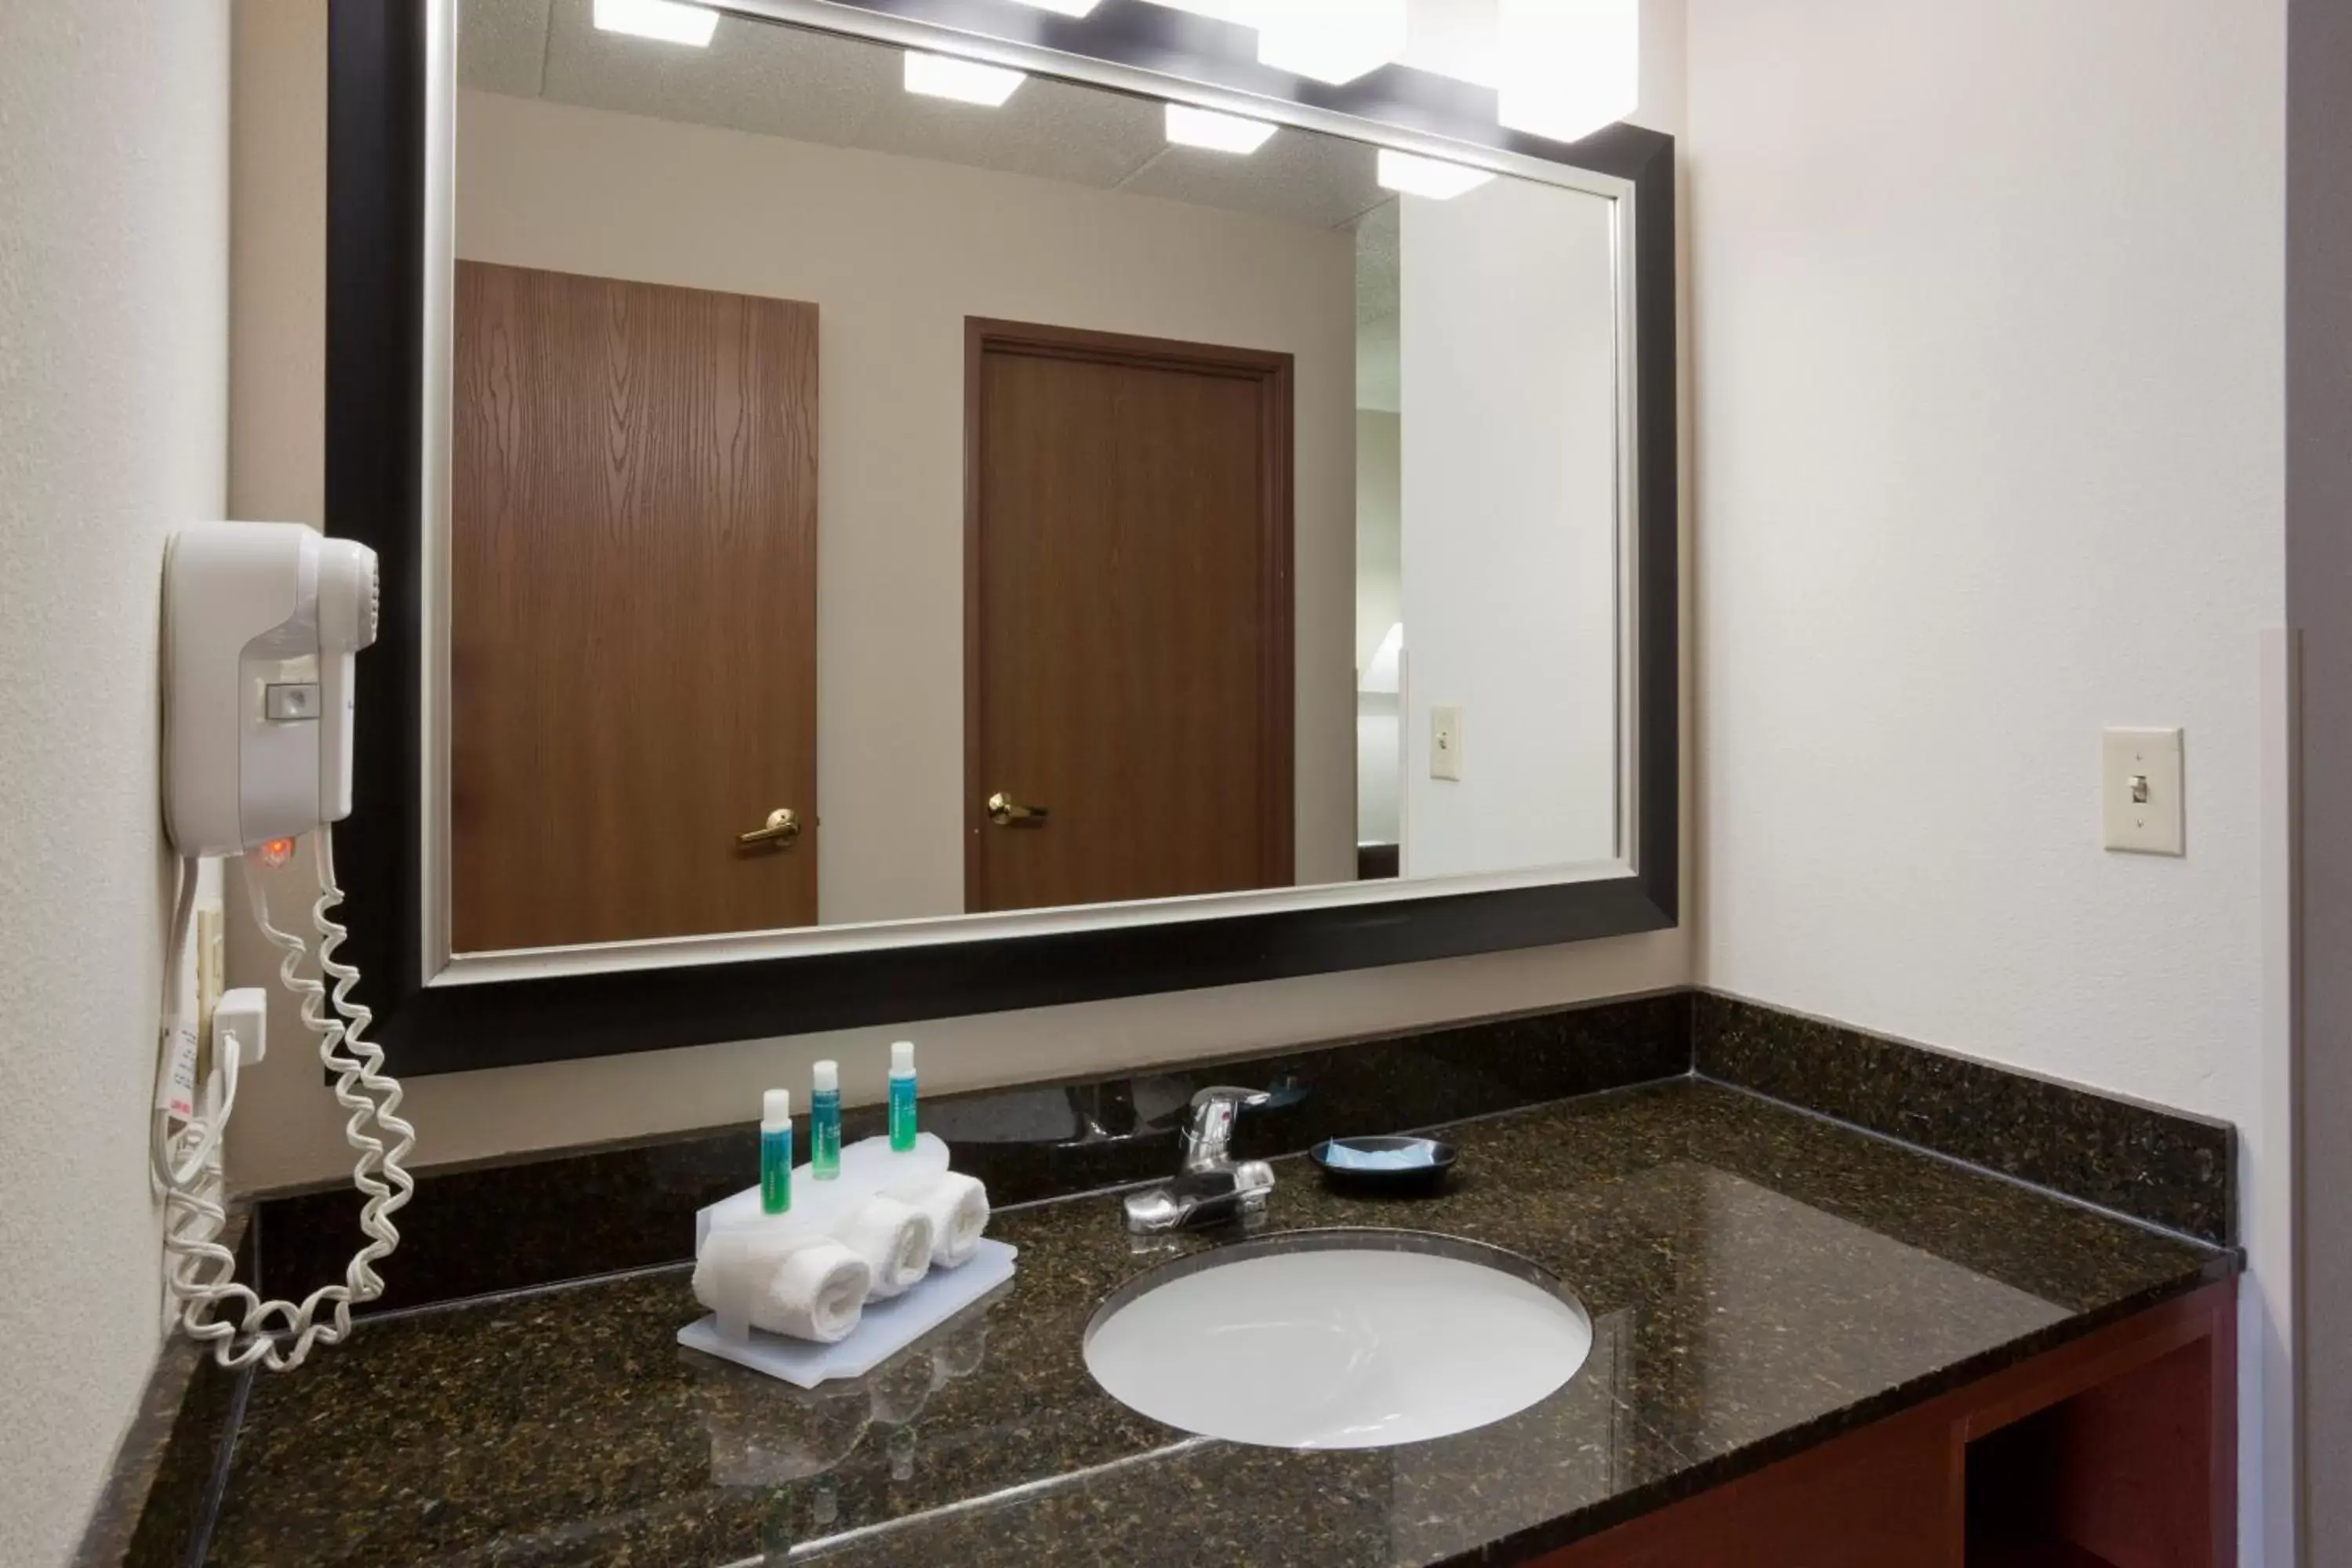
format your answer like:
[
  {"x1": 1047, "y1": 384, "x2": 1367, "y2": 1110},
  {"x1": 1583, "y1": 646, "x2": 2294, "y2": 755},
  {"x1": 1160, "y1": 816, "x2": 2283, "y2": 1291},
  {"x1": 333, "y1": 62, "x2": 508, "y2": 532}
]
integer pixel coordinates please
[
  {"x1": 1165, "y1": 103, "x2": 1277, "y2": 154},
  {"x1": 1496, "y1": 0, "x2": 1639, "y2": 144},
  {"x1": 1254, "y1": 0, "x2": 1406, "y2": 85},
  {"x1": 903, "y1": 51, "x2": 1029, "y2": 107},
  {"x1": 1374, "y1": 148, "x2": 1494, "y2": 201},
  {"x1": 592, "y1": 0, "x2": 718, "y2": 47}
]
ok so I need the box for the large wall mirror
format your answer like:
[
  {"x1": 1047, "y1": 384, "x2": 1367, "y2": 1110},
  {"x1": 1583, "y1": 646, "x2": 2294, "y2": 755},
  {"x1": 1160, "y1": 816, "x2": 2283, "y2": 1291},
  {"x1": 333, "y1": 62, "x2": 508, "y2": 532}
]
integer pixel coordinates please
[{"x1": 328, "y1": 0, "x2": 1676, "y2": 1071}]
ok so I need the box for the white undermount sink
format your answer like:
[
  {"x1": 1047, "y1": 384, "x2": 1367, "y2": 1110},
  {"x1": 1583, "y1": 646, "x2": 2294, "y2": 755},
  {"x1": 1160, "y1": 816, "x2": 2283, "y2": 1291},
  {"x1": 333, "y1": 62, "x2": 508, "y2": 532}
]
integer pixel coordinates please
[{"x1": 1082, "y1": 1229, "x2": 1593, "y2": 1450}]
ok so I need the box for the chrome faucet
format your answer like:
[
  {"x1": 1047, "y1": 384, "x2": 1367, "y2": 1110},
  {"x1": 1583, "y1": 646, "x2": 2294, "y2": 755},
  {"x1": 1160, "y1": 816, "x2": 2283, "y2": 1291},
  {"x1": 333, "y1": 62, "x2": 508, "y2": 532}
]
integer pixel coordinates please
[{"x1": 1124, "y1": 1086, "x2": 1277, "y2": 1233}]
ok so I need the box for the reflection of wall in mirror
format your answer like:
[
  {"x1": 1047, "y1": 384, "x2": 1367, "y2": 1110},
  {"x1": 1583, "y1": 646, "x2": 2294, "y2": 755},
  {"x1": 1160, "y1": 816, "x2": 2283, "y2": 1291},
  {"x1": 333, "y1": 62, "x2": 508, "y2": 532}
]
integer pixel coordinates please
[
  {"x1": 1400, "y1": 178, "x2": 1621, "y2": 878},
  {"x1": 1355, "y1": 410, "x2": 1403, "y2": 848},
  {"x1": 453, "y1": 89, "x2": 1358, "y2": 925}
]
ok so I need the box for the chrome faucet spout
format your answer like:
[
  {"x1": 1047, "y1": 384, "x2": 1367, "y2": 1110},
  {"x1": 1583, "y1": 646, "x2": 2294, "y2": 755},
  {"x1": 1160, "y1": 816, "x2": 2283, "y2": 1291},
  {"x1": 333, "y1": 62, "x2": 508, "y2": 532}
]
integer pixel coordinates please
[
  {"x1": 1180, "y1": 1085, "x2": 1273, "y2": 1174},
  {"x1": 1124, "y1": 1085, "x2": 1277, "y2": 1233}
]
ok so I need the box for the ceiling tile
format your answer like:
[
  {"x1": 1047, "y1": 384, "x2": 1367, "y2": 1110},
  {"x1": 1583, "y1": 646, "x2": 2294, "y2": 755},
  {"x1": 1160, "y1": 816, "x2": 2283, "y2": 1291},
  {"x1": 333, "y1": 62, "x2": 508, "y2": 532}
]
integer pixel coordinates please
[
  {"x1": 539, "y1": 0, "x2": 894, "y2": 147},
  {"x1": 1118, "y1": 124, "x2": 1385, "y2": 230},
  {"x1": 850, "y1": 72, "x2": 1166, "y2": 191},
  {"x1": 459, "y1": 0, "x2": 553, "y2": 97}
]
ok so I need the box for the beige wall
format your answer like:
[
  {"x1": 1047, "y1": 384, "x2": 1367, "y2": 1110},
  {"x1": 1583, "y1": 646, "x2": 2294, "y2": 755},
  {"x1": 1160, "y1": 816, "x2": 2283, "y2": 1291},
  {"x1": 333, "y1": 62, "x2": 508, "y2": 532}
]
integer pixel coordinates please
[
  {"x1": 0, "y1": 2, "x2": 230, "y2": 1561},
  {"x1": 456, "y1": 88, "x2": 1359, "y2": 920},
  {"x1": 224, "y1": 2, "x2": 1692, "y2": 1193},
  {"x1": 1686, "y1": 0, "x2": 2285, "y2": 1555}
]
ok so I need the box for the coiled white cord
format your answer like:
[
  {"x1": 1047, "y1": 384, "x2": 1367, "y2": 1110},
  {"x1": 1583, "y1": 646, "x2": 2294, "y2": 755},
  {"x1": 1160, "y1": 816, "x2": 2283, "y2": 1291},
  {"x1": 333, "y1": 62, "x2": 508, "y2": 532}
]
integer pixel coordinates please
[{"x1": 152, "y1": 827, "x2": 416, "y2": 1370}]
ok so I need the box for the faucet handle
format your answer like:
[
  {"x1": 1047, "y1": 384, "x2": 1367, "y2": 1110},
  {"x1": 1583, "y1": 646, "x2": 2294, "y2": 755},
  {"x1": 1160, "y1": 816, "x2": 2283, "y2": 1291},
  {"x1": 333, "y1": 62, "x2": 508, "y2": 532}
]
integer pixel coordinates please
[{"x1": 1182, "y1": 1086, "x2": 1272, "y2": 1172}]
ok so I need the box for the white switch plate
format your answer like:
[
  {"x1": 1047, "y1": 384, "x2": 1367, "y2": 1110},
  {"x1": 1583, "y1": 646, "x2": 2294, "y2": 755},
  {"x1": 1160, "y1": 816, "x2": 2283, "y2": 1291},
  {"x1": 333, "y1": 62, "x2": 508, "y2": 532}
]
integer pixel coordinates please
[
  {"x1": 1430, "y1": 705, "x2": 1464, "y2": 781},
  {"x1": 2101, "y1": 727, "x2": 2184, "y2": 855}
]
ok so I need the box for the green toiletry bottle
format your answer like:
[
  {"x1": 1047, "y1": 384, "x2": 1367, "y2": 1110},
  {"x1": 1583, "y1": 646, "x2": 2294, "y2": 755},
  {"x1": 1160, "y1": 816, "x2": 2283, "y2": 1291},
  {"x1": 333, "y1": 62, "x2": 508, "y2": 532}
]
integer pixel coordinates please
[
  {"x1": 760, "y1": 1088, "x2": 793, "y2": 1214},
  {"x1": 889, "y1": 1040, "x2": 918, "y2": 1152},
  {"x1": 811, "y1": 1059, "x2": 842, "y2": 1179}
]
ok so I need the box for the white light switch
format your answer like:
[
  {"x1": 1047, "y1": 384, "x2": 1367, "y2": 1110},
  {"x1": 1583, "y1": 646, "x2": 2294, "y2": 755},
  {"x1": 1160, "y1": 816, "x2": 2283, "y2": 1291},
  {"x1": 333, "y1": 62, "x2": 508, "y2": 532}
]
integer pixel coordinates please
[
  {"x1": 2101, "y1": 728, "x2": 2183, "y2": 855},
  {"x1": 1431, "y1": 706, "x2": 1464, "y2": 781}
]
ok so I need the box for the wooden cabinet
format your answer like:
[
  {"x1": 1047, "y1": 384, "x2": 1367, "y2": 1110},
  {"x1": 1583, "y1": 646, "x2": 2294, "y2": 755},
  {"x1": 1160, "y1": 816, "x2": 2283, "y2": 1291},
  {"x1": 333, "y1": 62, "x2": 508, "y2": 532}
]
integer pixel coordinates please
[{"x1": 1541, "y1": 1281, "x2": 2234, "y2": 1568}]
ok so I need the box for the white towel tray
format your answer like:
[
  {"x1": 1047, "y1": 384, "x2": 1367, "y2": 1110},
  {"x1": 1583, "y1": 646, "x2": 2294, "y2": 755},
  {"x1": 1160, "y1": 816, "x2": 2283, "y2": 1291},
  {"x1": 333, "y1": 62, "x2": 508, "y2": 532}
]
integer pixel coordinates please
[{"x1": 677, "y1": 1238, "x2": 1018, "y2": 1388}]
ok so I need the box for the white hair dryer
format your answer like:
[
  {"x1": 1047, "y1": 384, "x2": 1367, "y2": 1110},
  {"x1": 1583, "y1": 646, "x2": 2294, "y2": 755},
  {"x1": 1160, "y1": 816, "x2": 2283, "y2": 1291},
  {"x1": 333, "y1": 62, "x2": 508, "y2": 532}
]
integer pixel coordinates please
[
  {"x1": 154, "y1": 521, "x2": 411, "y2": 1373},
  {"x1": 163, "y1": 521, "x2": 379, "y2": 855}
]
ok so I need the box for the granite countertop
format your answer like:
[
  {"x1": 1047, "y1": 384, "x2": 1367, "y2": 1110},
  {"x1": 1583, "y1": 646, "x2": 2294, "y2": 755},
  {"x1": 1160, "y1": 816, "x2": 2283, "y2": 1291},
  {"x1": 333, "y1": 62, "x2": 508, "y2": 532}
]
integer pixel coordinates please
[{"x1": 201, "y1": 1079, "x2": 2231, "y2": 1566}]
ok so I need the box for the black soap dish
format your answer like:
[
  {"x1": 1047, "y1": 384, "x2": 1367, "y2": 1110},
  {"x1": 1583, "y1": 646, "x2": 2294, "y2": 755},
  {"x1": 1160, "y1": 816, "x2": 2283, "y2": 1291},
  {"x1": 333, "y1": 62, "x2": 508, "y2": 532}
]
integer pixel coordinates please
[{"x1": 1308, "y1": 1135, "x2": 1458, "y2": 1194}]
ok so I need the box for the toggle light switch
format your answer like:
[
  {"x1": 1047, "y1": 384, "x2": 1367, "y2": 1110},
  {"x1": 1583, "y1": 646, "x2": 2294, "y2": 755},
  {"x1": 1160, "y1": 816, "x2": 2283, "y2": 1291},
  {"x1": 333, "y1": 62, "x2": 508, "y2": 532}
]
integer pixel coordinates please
[
  {"x1": 2101, "y1": 728, "x2": 2183, "y2": 855},
  {"x1": 1430, "y1": 706, "x2": 1464, "y2": 781}
]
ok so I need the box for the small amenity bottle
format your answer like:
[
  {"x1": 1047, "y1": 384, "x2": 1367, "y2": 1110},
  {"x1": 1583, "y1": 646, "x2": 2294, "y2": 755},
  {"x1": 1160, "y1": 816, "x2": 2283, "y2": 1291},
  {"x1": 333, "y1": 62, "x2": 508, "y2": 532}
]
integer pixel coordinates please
[
  {"x1": 760, "y1": 1088, "x2": 793, "y2": 1214},
  {"x1": 889, "y1": 1040, "x2": 918, "y2": 1152},
  {"x1": 811, "y1": 1059, "x2": 842, "y2": 1179}
]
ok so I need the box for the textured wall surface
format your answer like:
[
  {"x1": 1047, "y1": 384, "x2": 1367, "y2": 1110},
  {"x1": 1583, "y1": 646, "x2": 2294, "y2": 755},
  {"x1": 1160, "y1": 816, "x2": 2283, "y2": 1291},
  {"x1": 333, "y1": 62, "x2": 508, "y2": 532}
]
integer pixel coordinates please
[
  {"x1": 1687, "y1": 0, "x2": 2287, "y2": 1558},
  {"x1": 0, "y1": 1, "x2": 230, "y2": 1561}
]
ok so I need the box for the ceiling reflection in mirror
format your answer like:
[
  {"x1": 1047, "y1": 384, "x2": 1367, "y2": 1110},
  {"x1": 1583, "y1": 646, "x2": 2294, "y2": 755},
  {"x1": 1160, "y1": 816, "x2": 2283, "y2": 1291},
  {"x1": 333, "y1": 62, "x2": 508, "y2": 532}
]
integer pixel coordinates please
[{"x1": 441, "y1": 0, "x2": 1632, "y2": 960}]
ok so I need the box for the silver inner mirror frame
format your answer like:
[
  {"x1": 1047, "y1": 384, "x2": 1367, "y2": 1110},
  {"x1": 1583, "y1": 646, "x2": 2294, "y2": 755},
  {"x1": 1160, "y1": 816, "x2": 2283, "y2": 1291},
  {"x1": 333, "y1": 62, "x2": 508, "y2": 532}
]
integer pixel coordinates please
[{"x1": 416, "y1": 0, "x2": 1644, "y2": 989}]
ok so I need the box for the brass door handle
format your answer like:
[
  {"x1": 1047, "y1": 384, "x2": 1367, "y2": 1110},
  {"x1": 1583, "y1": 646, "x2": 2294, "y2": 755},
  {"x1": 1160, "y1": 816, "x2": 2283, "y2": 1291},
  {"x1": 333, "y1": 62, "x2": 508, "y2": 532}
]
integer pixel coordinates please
[
  {"x1": 737, "y1": 807, "x2": 801, "y2": 848},
  {"x1": 986, "y1": 792, "x2": 1048, "y2": 827}
]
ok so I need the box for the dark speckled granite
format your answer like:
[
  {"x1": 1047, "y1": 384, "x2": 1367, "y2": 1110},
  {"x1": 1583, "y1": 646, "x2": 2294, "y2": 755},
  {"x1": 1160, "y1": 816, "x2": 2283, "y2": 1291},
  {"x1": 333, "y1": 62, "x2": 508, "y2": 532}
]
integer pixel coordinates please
[
  {"x1": 199, "y1": 1080, "x2": 2230, "y2": 1568},
  {"x1": 74, "y1": 1203, "x2": 253, "y2": 1568},
  {"x1": 1695, "y1": 991, "x2": 2236, "y2": 1244},
  {"x1": 253, "y1": 991, "x2": 1690, "y2": 1315}
]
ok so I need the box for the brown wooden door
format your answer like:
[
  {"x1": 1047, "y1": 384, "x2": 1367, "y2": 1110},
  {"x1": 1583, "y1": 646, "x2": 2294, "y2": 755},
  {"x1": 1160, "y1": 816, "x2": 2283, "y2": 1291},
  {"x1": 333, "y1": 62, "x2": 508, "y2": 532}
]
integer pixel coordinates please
[
  {"x1": 451, "y1": 260, "x2": 818, "y2": 950},
  {"x1": 964, "y1": 318, "x2": 1293, "y2": 914}
]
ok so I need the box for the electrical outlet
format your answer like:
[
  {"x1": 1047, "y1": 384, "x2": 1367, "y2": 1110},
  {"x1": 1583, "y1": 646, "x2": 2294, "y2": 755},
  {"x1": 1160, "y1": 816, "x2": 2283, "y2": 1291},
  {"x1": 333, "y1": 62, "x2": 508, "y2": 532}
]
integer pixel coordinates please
[
  {"x1": 194, "y1": 904, "x2": 225, "y2": 1073},
  {"x1": 2101, "y1": 728, "x2": 2183, "y2": 855},
  {"x1": 1431, "y1": 706, "x2": 1465, "y2": 781}
]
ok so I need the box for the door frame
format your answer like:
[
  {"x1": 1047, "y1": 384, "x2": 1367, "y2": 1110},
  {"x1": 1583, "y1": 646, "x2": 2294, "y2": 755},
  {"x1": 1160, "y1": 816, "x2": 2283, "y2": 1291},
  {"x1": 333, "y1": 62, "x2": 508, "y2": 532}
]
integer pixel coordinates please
[{"x1": 963, "y1": 318, "x2": 1296, "y2": 913}]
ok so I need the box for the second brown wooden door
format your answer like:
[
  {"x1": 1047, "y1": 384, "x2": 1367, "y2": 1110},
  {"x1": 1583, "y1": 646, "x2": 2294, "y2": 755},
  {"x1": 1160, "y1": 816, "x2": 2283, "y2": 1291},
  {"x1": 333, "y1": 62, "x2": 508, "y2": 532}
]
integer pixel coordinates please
[
  {"x1": 450, "y1": 260, "x2": 818, "y2": 950},
  {"x1": 964, "y1": 318, "x2": 1294, "y2": 914}
]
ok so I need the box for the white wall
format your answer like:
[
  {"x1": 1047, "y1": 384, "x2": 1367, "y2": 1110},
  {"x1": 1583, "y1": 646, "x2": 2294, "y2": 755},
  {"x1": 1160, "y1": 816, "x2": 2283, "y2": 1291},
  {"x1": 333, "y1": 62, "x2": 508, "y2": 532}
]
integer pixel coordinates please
[
  {"x1": 222, "y1": 0, "x2": 1693, "y2": 1191},
  {"x1": 1355, "y1": 409, "x2": 1403, "y2": 844},
  {"x1": 0, "y1": 2, "x2": 230, "y2": 1561},
  {"x1": 1356, "y1": 410, "x2": 1403, "y2": 677},
  {"x1": 456, "y1": 88, "x2": 1360, "y2": 920},
  {"x1": 1686, "y1": 0, "x2": 2288, "y2": 1559},
  {"x1": 1400, "y1": 176, "x2": 1621, "y2": 877}
]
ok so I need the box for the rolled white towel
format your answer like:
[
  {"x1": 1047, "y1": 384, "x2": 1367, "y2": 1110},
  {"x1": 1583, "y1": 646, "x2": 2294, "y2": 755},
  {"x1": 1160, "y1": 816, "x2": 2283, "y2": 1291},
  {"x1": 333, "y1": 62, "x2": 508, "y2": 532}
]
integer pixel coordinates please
[
  {"x1": 832, "y1": 1196, "x2": 934, "y2": 1301},
  {"x1": 906, "y1": 1171, "x2": 989, "y2": 1270},
  {"x1": 695, "y1": 1227, "x2": 871, "y2": 1344}
]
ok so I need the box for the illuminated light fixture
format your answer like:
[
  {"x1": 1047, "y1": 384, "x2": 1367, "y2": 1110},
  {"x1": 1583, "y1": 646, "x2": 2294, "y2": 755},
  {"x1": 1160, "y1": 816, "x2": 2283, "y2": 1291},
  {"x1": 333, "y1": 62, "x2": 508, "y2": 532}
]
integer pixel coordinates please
[
  {"x1": 593, "y1": 0, "x2": 719, "y2": 46},
  {"x1": 1165, "y1": 103, "x2": 1277, "y2": 154},
  {"x1": 903, "y1": 51, "x2": 1028, "y2": 107},
  {"x1": 1497, "y1": 0, "x2": 1639, "y2": 143},
  {"x1": 1006, "y1": 0, "x2": 1103, "y2": 13},
  {"x1": 1254, "y1": 0, "x2": 1405, "y2": 85},
  {"x1": 1139, "y1": 0, "x2": 1269, "y2": 26},
  {"x1": 1375, "y1": 148, "x2": 1494, "y2": 200}
]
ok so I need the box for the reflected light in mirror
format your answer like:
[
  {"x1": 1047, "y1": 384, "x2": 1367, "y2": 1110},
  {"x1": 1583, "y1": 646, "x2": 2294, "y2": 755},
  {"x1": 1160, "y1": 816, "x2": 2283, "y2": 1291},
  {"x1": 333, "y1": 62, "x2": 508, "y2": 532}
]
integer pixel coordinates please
[
  {"x1": 903, "y1": 52, "x2": 1029, "y2": 106},
  {"x1": 1005, "y1": 0, "x2": 1104, "y2": 13},
  {"x1": 593, "y1": 0, "x2": 718, "y2": 46},
  {"x1": 1361, "y1": 623, "x2": 1404, "y2": 695},
  {"x1": 1497, "y1": 0, "x2": 1639, "y2": 143},
  {"x1": 1254, "y1": 0, "x2": 1406, "y2": 85},
  {"x1": 1165, "y1": 103, "x2": 1278, "y2": 154},
  {"x1": 1375, "y1": 148, "x2": 1494, "y2": 200}
]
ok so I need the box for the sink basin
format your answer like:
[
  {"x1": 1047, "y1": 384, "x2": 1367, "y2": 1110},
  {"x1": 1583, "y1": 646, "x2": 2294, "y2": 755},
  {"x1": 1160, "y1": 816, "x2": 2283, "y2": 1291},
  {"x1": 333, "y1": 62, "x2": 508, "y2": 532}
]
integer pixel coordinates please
[{"x1": 1082, "y1": 1229, "x2": 1592, "y2": 1450}]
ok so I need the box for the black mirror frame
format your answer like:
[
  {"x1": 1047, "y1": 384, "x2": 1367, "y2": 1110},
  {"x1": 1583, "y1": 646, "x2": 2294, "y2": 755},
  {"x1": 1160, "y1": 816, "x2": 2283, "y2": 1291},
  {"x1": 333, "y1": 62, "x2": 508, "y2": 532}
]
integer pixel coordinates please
[{"x1": 326, "y1": 0, "x2": 1679, "y2": 1076}]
